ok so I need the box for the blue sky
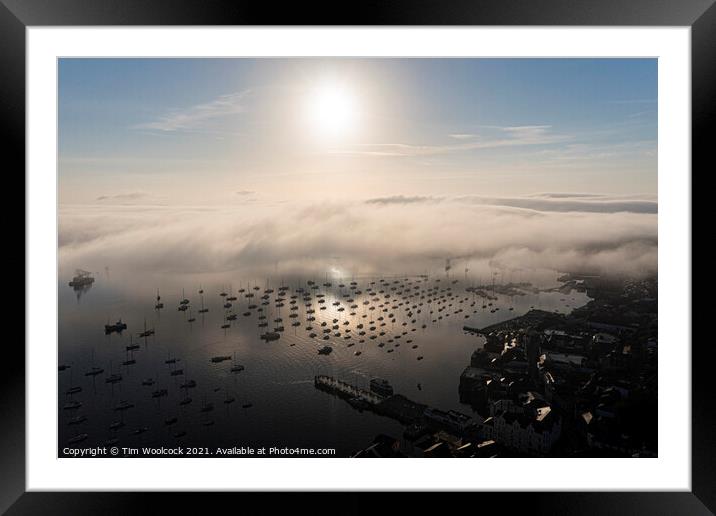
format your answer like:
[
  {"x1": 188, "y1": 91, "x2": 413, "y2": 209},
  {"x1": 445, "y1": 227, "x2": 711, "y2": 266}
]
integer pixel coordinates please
[{"x1": 58, "y1": 58, "x2": 657, "y2": 204}]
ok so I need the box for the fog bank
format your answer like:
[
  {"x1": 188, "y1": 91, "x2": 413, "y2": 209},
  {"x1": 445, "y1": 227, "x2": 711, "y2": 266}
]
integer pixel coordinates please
[{"x1": 59, "y1": 195, "x2": 657, "y2": 281}]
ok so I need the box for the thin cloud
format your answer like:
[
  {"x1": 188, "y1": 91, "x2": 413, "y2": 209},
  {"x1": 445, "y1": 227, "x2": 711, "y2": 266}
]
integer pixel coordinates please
[
  {"x1": 331, "y1": 125, "x2": 570, "y2": 157},
  {"x1": 605, "y1": 99, "x2": 657, "y2": 105},
  {"x1": 96, "y1": 192, "x2": 148, "y2": 202},
  {"x1": 366, "y1": 193, "x2": 657, "y2": 214},
  {"x1": 530, "y1": 140, "x2": 657, "y2": 167},
  {"x1": 529, "y1": 193, "x2": 605, "y2": 199},
  {"x1": 365, "y1": 195, "x2": 442, "y2": 205},
  {"x1": 456, "y1": 195, "x2": 657, "y2": 214},
  {"x1": 530, "y1": 192, "x2": 657, "y2": 201},
  {"x1": 627, "y1": 110, "x2": 655, "y2": 119},
  {"x1": 133, "y1": 90, "x2": 251, "y2": 132}
]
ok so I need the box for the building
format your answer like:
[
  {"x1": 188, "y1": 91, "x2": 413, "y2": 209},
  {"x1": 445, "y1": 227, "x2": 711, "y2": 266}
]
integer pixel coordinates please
[
  {"x1": 423, "y1": 407, "x2": 474, "y2": 434},
  {"x1": 482, "y1": 398, "x2": 562, "y2": 456}
]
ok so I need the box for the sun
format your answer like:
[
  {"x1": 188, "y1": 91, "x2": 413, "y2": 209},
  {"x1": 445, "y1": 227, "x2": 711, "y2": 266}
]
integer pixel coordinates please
[{"x1": 305, "y1": 83, "x2": 358, "y2": 138}]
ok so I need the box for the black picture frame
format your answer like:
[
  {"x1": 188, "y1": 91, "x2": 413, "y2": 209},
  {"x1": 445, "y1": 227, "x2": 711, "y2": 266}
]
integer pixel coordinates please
[{"x1": 4, "y1": 0, "x2": 711, "y2": 513}]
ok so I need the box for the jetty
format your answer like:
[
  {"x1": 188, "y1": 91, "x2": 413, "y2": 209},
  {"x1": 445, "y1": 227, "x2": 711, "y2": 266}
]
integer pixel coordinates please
[
  {"x1": 314, "y1": 375, "x2": 383, "y2": 405},
  {"x1": 314, "y1": 375, "x2": 428, "y2": 424}
]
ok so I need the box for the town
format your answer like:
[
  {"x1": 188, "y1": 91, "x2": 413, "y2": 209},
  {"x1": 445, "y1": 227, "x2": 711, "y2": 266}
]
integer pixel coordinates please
[{"x1": 331, "y1": 274, "x2": 658, "y2": 458}]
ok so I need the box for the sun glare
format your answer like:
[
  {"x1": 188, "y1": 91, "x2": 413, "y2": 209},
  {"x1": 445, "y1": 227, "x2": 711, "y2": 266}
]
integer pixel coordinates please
[{"x1": 306, "y1": 83, "x2": 357, "y2": 138}]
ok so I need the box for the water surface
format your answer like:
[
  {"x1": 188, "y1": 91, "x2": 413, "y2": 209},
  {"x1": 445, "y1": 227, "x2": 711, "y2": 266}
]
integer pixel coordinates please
[{"x1": 59, "y1": 270, "x2": 590, "y2": 456}]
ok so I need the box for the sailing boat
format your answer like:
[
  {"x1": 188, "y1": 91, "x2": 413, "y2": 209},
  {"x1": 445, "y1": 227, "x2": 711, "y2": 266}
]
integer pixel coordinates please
[
  {"x1": 138, "y1": 318, "x2": 154, "y2": 338},
  {"x1": 122, "y1": 344, "x2": 136, "y2": 366},
  {"x1": 155, "y1": 289, "x2": 164, "y2": 310},
  {"x1": 126, "y1": 335, "x2": 140, "y2": 351},
  {"x1": 200, "y1": 396, "x2": 214, "y2": 413},
  {"x1": 104, "y1": 358, "x2": 122, "y2": 384},
  {"x1": 198, "y1": 290, "x2": 209, "y2": 314},
  {"x1": 84, "y1": 348, "x2": 104, "y2": 377},
  {"x1": 221, "y1": 311, "x2": 230, "y2": 329},
  {"x1": 230, "y1": 352, "x2": 245, "y2": 373},
  {"x1": 65, "y1": 367, "x2": 82, "y2": 395},
  {"x1": 178, "y1": 288, "x2": 189, "y2": 311}
]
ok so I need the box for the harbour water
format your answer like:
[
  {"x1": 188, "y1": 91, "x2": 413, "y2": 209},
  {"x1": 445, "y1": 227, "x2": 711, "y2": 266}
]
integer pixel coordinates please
[{"x1": 58, "y1": 269, "x2": 590, "y2": 457}]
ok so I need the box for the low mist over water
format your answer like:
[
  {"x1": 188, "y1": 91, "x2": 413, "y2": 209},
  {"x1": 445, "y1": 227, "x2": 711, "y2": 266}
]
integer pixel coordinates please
[{"x1": 59, "y1": 195, "x2": 657, "y2": 281}]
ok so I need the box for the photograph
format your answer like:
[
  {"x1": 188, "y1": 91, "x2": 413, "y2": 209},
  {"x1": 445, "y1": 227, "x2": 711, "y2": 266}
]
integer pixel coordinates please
[{"x1": 57, "y1": 57, "x2": 658, "y2": 459}]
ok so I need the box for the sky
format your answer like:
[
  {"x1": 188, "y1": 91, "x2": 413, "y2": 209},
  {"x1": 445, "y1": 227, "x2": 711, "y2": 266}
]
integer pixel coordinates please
[
  {"x1": 58, "y1": 59, "x2": 658, "y2": 280},
  {"x1": 58, "y1": 58, "x2": 657, "y2": 205}
]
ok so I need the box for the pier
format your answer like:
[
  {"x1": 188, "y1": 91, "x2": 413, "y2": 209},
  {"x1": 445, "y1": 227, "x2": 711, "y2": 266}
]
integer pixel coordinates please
[
  {"x1": 314, "y1": 375, "x2": 429, "y2": 425},
  {"x1": 314, "y1": 375, "x2": 383, "y2": 405}
]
